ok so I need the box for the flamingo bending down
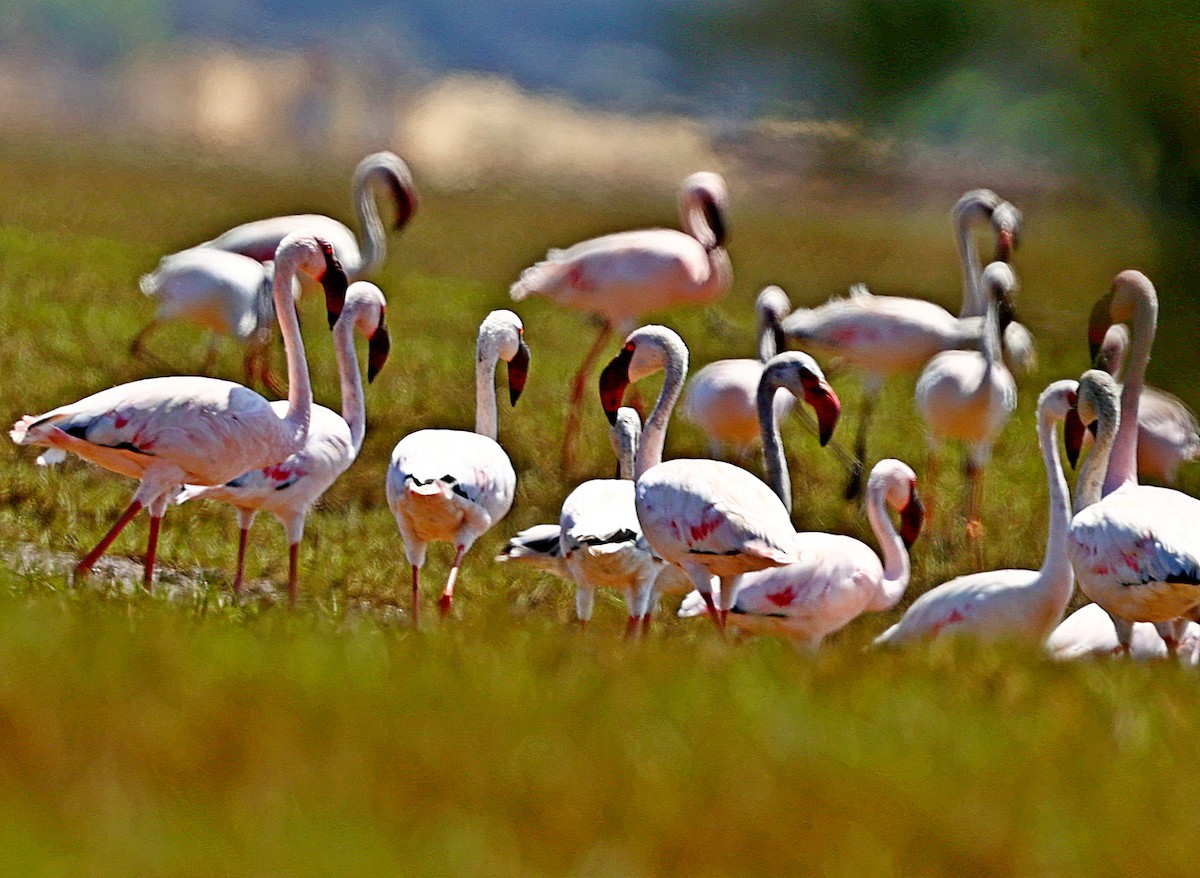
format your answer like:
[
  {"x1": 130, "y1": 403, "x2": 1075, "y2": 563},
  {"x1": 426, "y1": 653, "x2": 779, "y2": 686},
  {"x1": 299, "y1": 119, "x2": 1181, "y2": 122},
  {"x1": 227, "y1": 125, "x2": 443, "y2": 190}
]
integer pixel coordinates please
[
  {"x1": 1046, "y1": 603, "x2": 1200, "y2": 662},
  {"x1": 11, "y1": 233, "x2": 347, "y2": 587},
  {"x1": 874, "y1": 375, "x2": 1090, "y2": 648},
  {"x1": 1094, "y1": 323, "x2": 1199, "y2": 484},
  {"x1": 201, "y1": 151, "x2": 419, "y2": 281},
  {"x1": 176, "y1": 281, "x2": 391, "y2": 604},
  {"x1": 132, "y1": 248, "x2": 299, "y2": 395},
  {"x1": 1068, "y1": 271, "x2": 1200, "y2": 653},
  {"x1": 597, "y1": 326, "x2": 841, "y2": 629},
  {"x1": 386, "y1": 310, "x2": 530, "y2": 625},
  {"x1": 914, "y1": 261, "x2": 1018, "y2": 563},
  {"x1": 511, "y1": 172, "x2": 732, "y2": 471}
]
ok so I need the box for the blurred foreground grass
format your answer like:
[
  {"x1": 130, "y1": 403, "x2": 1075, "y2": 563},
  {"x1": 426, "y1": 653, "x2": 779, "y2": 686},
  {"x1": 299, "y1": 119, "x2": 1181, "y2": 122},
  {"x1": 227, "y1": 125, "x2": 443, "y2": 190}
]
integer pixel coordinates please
[{"x1": 0, "y1": 134, "x2": 1197, "y2": 874}]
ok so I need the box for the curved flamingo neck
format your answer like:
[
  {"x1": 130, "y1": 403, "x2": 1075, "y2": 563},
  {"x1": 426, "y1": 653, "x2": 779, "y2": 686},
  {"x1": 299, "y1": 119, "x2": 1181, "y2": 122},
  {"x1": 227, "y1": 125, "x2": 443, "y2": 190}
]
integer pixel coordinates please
[
  {"x1": 866, "y1": 483, "x2": 909, "y2": 610},
  {"x1": 475, "y1": 344, "x2": 501, "y2": 441},
  {"x1": 956, "y1": 210, "x2": 985, "y2": 318},
  {"x1": 351, "y1": 170, "x2": 388, "y2": 279},
  {"x1": 1036, "y1": 401, "x2": 1073, "y2": 588},
  {"x1": 615, "y1": 419, "x2": 639, "y2": 481},
  {"x1": 274, "y1": 250, "x2": 313, "y2": 447},
  {"x1": 333, "y1": 312, "x2": 367, "y2": 450},
  {"x1": 636, "y1": 340, "x2": 688, "y2": 478},
  {"x1": 1104, "y1": 291, "x2": 1157, "y2": 495},
  {"x1": 1075, "y1": 395, "x2": 1121, "y2": 513},
  {"x1": 757, "y1": 369, "x2": 791, "y2": 513}
]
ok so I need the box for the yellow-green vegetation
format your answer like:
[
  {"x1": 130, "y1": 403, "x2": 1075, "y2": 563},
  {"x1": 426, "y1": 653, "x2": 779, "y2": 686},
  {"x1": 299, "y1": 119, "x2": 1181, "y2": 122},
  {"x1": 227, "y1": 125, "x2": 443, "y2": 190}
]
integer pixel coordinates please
[{"x1": 0, "y1": 135, "x2": 1197, "y2": 875}]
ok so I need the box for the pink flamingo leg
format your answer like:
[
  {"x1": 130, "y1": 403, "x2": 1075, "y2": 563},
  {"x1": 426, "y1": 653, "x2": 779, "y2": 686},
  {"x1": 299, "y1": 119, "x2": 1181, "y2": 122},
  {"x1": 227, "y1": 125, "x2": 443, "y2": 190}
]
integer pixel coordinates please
[
  {"x1": 76, "y1": 499, "x2": 144, "y2": 579},
  {"x1": 143, "y1": 513, "x2": 163, "y2": 590},
  {"x1": 232, "y1": 527, "x2": 249, "y2": 595},
  {"x1": 410, "y1": 564, "x2": 421, "y2": 628},
  {"x1": 623, "y1": 615, "x2": 641, "y2": 640},
  {"x1": 639, "y1": 611, "x2": 653, "y2": 638},
  {"x1": 287, "y1": 542, "x2": 300, "y2": 606},
  {"x1": 438, "y1": 544, "x2": 467, "y2": 618},
  {"x1": 561, "y1": 322, "x2": 612, "y2": 472}
]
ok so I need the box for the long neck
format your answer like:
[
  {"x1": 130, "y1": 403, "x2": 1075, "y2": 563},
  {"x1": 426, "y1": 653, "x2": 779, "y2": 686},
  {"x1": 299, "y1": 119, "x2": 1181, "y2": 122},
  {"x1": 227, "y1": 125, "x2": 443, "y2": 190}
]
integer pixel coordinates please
[
  {"x1": 979, "y1": 290, "x2": 1003, "y2": 367},
  {"x1": 351, "y1": 172, "x2": 388, "y2": 279},
  {"x1": 636, "y1": 343, "x2": 688, "y2": 478},
  {"x1": 956, "y1": 212, "x2": 984, "y2": 318},
  {"x1": 757, "y1": 373, "x2": 791, "y2": 513},
  {"x1": 274, "y1": 252, "x2": 313, "y2": 447},
  {"x1": 1036, "y1": 407, "x2": 1073, "y2": 585},
  {"x1": 1103, "y1": 295, "x2": 1157, "y2": 494},
  {"x1": 475, "y1": 345, "x2": 500, "y2": 441},
  {"x1": 1075, "y1": 405, "x2": 1120, "y2": 512},
  {"x1": 617, "y1": 424, "x2": 638, "y2": 480},
  {"x1": 866, "y1": 488, "x2": 909, "y2": 610},
  {"x1": 333, "y1": 317, "x2": 367, "y2": 450}
]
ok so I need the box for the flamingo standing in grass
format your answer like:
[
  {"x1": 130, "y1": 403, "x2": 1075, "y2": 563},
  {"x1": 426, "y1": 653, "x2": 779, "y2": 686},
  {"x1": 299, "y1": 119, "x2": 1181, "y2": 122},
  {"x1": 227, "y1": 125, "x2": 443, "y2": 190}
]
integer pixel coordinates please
[
  {"x1": 1068, "y1": 271, "x2": 1200, "y2": 654},
  {"x1": 914, "y1": 261, "x2": 1018, "y2": 563},
  {"x1": 1047, "y1": 602, "x2": 1200, "y2": 662},
  {"x1": 176, "y1": 281, "x2": 391, "y2": 604},
  {"x1": 386, "y1": 310, "x2": 530, "y2": 624},
  {"x1": 10, "y1": 232, "x2": 347, "y2": 587},
  {"x1": 511, "y1": 172, "x2": 732, "y2": 471},
  {"x1": 874, "y1": 375, "x2": 1093, "y2": 648},
  {"x1": 598, "y1": 327, "x2": 841, "y2": 629},
  {"x1": 1093, "y1": 323, "x2": 1199, "y2": 484}
]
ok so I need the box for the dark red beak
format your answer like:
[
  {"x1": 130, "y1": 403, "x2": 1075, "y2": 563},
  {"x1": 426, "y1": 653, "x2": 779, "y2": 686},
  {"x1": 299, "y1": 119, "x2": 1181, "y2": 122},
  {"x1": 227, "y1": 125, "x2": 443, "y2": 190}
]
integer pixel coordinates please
[
  {"x1": 1087, "y1": 291, "x2": 1115, "y2": 364},
  {"x1": 367, "y1": 314, "x2": 391, "y2": 384},
  {"x1": 387, "y1": 171, "x2": 419, "y2": 232},
  {"x1": 319, "y1": 241, "x2": 348, "y2": 329},
  {"x1": 599, "y1": 344, "x2": 634, "y2": 425},
  {"x1": 899, "y1": 487, "x2": 924, "y2": 550},
  {"x1": 995, "y1": 228, "x2": 1016, "y2": 263},
  {"x1": 507, "y1": 338, "x2": 530, "y2": 406},
  {"x1": 801, "y1": 375, "x2": 841, "y2": 447}
]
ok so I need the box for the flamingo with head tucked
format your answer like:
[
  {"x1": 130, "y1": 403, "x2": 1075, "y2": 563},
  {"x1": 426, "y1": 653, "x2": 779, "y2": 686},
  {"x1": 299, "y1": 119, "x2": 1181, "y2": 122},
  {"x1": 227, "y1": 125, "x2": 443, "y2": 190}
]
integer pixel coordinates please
[
  {"x1": 597, "y1": 327, "x2": 841, "y2": 629},
  {"x1": 1068, "y1": 271, "x2": 1200, "y2": 654},
  {"x1": 176, "y1": 281, "x2": 391, "y2": 604},
  {"x1": 874, "y1": 375, "x2": 1094, "y2": 648},
  {"x1": 386, "y1": 310, "x2": 530, "y2": 624},
  {"x1": 512, "y1": 172, "x2": 732, "y2": 471},
  {"x1": 1093, "y1": 323, "x2": 1198, "y2": 484},
  {"x1": 11, "y1": 232, "x2": 347, "y2": 587}
]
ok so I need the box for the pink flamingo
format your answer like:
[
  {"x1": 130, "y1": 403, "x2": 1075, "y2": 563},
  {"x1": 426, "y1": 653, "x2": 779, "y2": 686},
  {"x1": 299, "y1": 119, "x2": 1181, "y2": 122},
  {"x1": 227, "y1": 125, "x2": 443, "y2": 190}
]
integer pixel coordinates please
[
  {"x1": 597, "y1": 327, "x2": 841, "y2": 630},
  {"x1": 386, "y1": 310, "x2": 530, "y2": 624},
  {"x1": 1093, "y1": 323, "x2": 1198, "y2": 484},
  {"x1": 176, "y1": 281, "x2": 391, "y2": 604},
  {"x1": 1068, "y1": 271, "x2": 1200, "y2": 654},
  {"x1": 874, "y1": 376, "x2": 1090, "y2": 648},
  {"x1": 11, "y1": 233, "x2": 347, "y2": 587},
  {"x1": 511, "y1": 172, "x2": 732, "y2": 471}
]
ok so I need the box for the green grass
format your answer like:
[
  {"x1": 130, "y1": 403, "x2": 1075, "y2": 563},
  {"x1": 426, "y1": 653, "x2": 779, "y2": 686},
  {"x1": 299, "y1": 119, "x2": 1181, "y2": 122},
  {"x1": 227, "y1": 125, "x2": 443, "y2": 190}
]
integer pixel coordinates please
[{"x1": 0, "y1": 133, "x2": 1197, "y2": 875}]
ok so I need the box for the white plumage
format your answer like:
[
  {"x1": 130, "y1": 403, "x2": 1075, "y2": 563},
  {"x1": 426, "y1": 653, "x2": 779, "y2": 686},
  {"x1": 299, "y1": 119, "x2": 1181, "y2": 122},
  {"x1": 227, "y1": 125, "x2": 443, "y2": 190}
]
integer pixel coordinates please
[
  {"x1": 1046, "y1": 603, "x2": 1200, "y2": 662},
  {"x1": 386, "y1": 309, "x2": 530, "y2": 623}
]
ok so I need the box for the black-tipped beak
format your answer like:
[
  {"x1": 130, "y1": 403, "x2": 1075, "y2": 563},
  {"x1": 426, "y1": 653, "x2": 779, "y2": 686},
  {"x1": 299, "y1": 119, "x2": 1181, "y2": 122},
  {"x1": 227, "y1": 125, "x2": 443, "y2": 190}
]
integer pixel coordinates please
[
  {"x1": 319, "y1": 242, "x2": 348, "y2": 329},
  {"x1": 900, "y1": 489, "x2": 924, "y2": 550},
  {"x1": 702, "y1": 193, "x2": 727, "y2": 249},
  {"x1": 1064, "y1": 405, "x2": 1085, "y2": 469},
  {"x1": 801, "y1": 376, "x2": 841, "y2": 447},
  {"x1": 1087, "y1": 291, "x2": 1115, "y2": 365},
  {"x1": 507, "y1": 338, "x2": 530, "y2": 406},
  {"x1": 367, "y1": 318, "x2": 391, "y2": 384},
  {"x1": 388, "y1": 172, "x2": 419, "y2": 232},
  {"x1": 773, "y1": 325, "x2": 787, "y2": 359},
  {"x1": 599, "y1": 345, "x2": 634, "y2": 425}
]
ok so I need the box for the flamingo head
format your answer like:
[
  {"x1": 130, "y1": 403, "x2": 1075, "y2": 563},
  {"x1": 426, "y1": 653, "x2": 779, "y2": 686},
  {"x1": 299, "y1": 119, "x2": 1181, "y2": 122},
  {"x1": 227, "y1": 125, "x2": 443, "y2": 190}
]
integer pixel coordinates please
[
  {"x1": 599, "y1": 325, "x2": 687, "y2": 425},
  {"x1": 1063, "y1": 387, "x2": 1085, "y2": 469},
  {"x1": 599, "y1": 343, "x2": 634, "y2": 425},
  {"x1": 477, "y1": 310, "x2": 530, "y2": 406},
  {"x1": 1069, "y1": 369, "x2": 1120, "y2": 468},
  {"x1": 680, "y1": 172, "x2": 729, "y2": 250},
  {"x1": 507, "y1": 331, "x2": 531, "y2": 406},
  {"x1": 870, "y1": 460, "x2": 923, "y2": 550},
  {"x1": 991, "y1": 201, "x2": 1022, "y2": 262},
  {"x1": 386, "y1": 166, "x2": 419, "y2": 232},
  {"x1": 755, "y1": 285, "x2": 792, "y2": 360},
  {"x1": 367, "y1": 307, "x2": 391, "y2": 384},
  {"x1": 899, "y1": 483, "x2": 924, "y2": 551},
  {"x1": 317, "y1": 240, "x2": 349, "y2": 328},
  {"x1": 796, "y1": 365, "x2": 841, "y2": 447},
  {"x1": 982, "y1": 261, "x2": 1019, "y2": 333},
  {"x1": 339, "y1": 281, "x2": 392, "y2": 383},
  {"x1": 760, "y1": 352, "x2": 840, "y2": 446}
]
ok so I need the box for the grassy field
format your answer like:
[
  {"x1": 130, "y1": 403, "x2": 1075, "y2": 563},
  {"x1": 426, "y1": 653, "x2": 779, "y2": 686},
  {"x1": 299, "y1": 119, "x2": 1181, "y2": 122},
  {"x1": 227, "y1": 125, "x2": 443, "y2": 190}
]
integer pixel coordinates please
[{"x1": 0, "y1": 134, "x2": 1198, "y2": 875}]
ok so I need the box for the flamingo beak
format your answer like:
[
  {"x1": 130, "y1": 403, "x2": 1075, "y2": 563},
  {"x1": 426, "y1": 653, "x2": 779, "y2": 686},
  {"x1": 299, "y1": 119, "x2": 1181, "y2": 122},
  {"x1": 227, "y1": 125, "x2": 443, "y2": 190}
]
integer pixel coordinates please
[
  {"x1": 367, "y1": 314, "x2": 391, "y2": 384},
  {"x1": 319, "y1": 242, "x2": 348, "y2": 329},
  {"x1": 702, "y1": 193, "x2": 727, "y2": 248},
  {"x1": 773, "y1": 325, "x2": 788, "y2": 358},
  {"x1": 599, "y1": 344, "x2": 634, "y2": 425},
  {"x1": 1088, "y1": 290, "x2": 1115, "y2": 364},
  {"x1": 899, "y1": 487, "x2": 924, "y2": 550},
  {"x1": 1064, "y1": 392, "x2": 1085, "y2": 468},
  {"x1": 801, "y1": 375, "x2": 841, "y2": 447},
  {"x1": 995, "y1": 228, "x2": 1016, "y2": 263},
  {"x1": 387, "y1": 172, "x2": 419, "y2": 232},
  {"x1": 507, "y1": 337, "x2": 531, "y2": 406}
]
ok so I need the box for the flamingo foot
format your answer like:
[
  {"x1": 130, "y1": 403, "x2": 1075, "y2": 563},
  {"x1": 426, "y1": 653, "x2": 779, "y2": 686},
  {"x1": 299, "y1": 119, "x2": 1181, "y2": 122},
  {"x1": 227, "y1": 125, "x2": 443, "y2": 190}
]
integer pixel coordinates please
[
  {"x1": 438, "y1": 593, "x2": 453, "y2": 618},
  {"x1": 639, "y1": 612, "x2": 653, "y2": 638}
]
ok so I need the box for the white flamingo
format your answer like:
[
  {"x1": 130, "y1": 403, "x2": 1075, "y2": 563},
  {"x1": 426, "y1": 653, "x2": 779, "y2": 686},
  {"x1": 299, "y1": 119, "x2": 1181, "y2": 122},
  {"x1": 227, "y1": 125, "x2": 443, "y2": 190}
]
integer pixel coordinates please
[
  {"x1": 1046, "y1": 603, "x2": 1200, "y2": 662},
  {"x1": 200, "y1": 151, "x2": 419, "y2": 280},
  {"x1": 10, "y1": 233, "x2": 346, "y2": 587},
  {"x1": 1094, "y1": 323, "x2": 1199, "y2": 484},
  {"x1": 511, "y1": 172, "x2": 732, "y2": 470},
  {"x1": 914, "y1": 261, "x2": 1018, "y2": 563},
  {"x1": 1068, "y1": 271, "x2": 1200, "y2": 653},
  {"x1": 133, "y1": 152, "x2": 416, "y2": 391},
  {"x1": 386, "y1": 310, "x2": 531, "y2": 624},
  {"x1": 597, "y1": 327, "x2": 841, "y2": 629},
  {"x1": 874, "y1": 375, "x2": 1089, "y2": 648},
  {"x1": 176, "y1": 281, "x2": 391, "y2": 604},
  {"x1": 495, "y1": 523, "x2": 570, "y2": 579}
]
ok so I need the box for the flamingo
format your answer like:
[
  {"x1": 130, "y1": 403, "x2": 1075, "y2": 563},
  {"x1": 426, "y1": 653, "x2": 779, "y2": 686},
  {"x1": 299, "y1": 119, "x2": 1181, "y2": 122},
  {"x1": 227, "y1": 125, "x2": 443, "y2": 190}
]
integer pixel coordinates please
[
  {"x1": 10, "y1": 232, "x2": 347, "y2": 587},
  {"x1": 914, "y1": 261, "x2": 1018, "y2": 563},
  {"x1": 386, "y1": 309, "x2": 530, "y2": 624},
  {"x1": 597, "y1": 326, "x2": 841, "y2": 629},
  {"x1": 495, "y1": 523, "x2": 570, "y2": 579},
  {"x1": 175, "y1": 281, "x2": 391, "y2": 604},
  {"x1": 1068, "y1": 270, "x2": 1200, "y2": 653},
  {"x1": 200, "y1": 151, "x2": 419, "y2": 280},
  {"x1": 873, "y1": 375, "x2": 1089, "y2": 648},
  {"x1": 1094, "y1": 323, "x2": 1199, "y2": 484},
  {"x1": 1046, "y1": 603, "x2": 1200, "y2": 662},
  {"x1": 132, "y1": 152, "x2": 416, "y2": 391},
  {"x1": 511, "y1": 172, "x2": 732, "y2": 471}
]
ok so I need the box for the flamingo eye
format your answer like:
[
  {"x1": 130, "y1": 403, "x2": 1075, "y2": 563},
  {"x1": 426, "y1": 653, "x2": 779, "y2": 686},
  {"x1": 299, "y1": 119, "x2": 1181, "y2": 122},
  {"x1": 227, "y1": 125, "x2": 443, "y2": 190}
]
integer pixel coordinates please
[{"x1": 623, "y1": 342, "x2": 635, "y2": 353}]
